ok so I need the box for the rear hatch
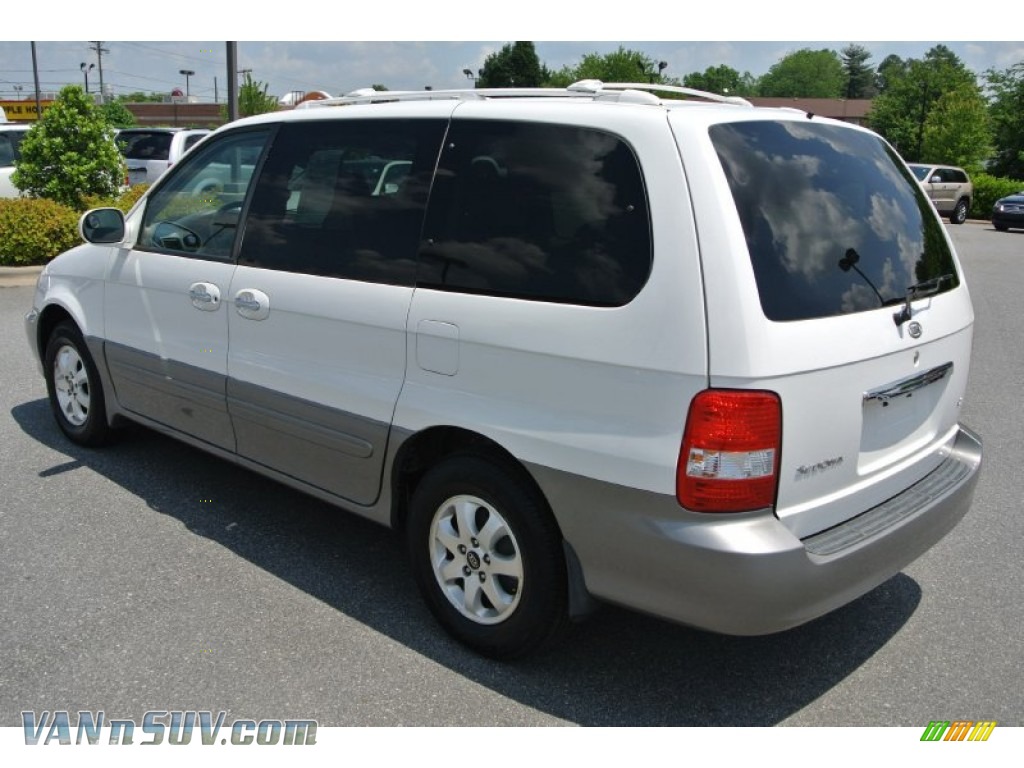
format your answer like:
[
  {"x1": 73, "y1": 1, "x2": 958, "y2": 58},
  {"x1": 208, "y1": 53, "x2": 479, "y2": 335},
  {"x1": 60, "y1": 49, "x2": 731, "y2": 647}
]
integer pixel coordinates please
[
  {"x1": 679, "y1": 115, "x2": 974, "y2": 539},
  {"x1": 117, "y1": 130, "x2": 174, "y2": 185}
]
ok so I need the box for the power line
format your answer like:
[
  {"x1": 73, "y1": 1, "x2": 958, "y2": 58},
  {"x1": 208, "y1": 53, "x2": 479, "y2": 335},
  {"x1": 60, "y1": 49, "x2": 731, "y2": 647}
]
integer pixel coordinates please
[{"x1": 118, "y1": 41, "x2": 224, "y2": 67}]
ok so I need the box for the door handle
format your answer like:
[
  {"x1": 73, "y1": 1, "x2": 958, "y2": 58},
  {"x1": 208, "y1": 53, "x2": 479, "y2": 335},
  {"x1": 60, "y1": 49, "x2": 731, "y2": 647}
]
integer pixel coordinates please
[
  {"x1": 188, "y1": 282, "x2": 221, "y2": 311},
  {"x1": 234, "y1": 289, "x2": 271, "y2": 321}
]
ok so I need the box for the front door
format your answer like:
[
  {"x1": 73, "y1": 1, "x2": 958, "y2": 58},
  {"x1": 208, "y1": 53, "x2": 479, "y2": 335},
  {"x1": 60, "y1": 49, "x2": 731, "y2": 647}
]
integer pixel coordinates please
[{"x1": 104, "y1": 128, "x2": 272, "y2": 451}]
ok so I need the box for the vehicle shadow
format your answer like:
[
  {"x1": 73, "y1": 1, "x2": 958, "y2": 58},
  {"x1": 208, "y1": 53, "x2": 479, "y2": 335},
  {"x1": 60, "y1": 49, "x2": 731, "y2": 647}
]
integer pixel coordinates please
[{"x1": 12, "y1": 399, "x2": 921, "y2": 726}]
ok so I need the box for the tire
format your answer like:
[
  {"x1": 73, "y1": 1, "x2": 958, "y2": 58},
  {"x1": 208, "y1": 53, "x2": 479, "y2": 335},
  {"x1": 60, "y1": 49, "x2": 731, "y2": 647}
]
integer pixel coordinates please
[
  {"x1": 950, "y1": 198, "x2": 968, "y2": 225},
  {"x1": 44, "y1": 321, "x2": 112, "y2": 446},
  {"x1": 994, "y1": 222, "x2": 1008, "y2": 232},
  {"x1": 406, "y1": 454, "x2": 569, "y2": 659}
]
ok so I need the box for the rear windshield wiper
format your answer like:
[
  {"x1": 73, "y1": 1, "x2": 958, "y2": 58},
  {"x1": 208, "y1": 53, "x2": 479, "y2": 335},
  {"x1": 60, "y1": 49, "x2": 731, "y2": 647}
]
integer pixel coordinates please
[{"x1": 893, "y1": 273, "x2": 955, "y2": 327}]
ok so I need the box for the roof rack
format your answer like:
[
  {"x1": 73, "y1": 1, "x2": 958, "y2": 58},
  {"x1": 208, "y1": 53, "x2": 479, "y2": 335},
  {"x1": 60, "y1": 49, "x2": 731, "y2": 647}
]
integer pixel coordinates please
[
  {"x1": 298, "y1": 80, "x2": 752, "y2": 109},
  {"x1": 574, "y1": 81, "x2": 753, "y2": 107}
]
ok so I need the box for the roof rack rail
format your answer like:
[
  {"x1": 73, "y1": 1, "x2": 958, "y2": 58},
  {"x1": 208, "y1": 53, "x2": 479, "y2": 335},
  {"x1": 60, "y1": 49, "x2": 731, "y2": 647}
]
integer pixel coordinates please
[
  {"x1": 302, "y1": 86, "x2": 588, "y2": 108},
  {"x1": 573, "y1": 80, "x2": 753, "y2": 107},
  {"x1": 296, "y1": 81, "x2": 752, "y2": 109}
]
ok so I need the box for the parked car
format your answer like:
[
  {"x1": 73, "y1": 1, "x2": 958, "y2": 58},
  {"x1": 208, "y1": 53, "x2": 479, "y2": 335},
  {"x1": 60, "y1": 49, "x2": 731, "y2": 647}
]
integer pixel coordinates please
[
  {"x1": 26, "y1": 82, "x2": 982, "y2": 658},
  {"x1": 0, "y1": 123, "x2": 31, "y2": 198},
  {"x1": 908, "y1": 163, "x2": 973, "y2": 224},
  {"x1": 992, "y1": 191, "x2": 1024, "y2": 232},
  {"x1": 115, "y1": 127, "x2": 210, "y2": 186}
]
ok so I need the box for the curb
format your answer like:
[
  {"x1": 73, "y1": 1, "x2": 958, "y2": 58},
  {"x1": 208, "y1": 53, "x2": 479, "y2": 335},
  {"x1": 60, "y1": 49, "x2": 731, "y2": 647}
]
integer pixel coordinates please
[{"x1": 0, "y1": 265, "x2": 45, "y2": 288}]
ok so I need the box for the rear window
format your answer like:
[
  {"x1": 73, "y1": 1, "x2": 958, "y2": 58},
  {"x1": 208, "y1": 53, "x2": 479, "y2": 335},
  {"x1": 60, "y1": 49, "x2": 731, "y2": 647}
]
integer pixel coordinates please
[
  {"x1": 711, "y1": 121, "x2": 959, "y2": 321},
  {"x1": 119, "y1": 131, "x2": 173, "y2": 161}
]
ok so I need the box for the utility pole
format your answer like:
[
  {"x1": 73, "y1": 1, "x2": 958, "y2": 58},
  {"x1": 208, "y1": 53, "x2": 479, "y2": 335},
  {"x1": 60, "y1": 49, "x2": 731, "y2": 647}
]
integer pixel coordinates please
[
  {"x1": 89, "y1": 41, "x2": 109, "y2": 103},
  {"x1": 30, "y1": 42, "x2": 41, "y2": 118},
  {"x1": 226, "y1": 42, "x2": 238, "y2": 121}
]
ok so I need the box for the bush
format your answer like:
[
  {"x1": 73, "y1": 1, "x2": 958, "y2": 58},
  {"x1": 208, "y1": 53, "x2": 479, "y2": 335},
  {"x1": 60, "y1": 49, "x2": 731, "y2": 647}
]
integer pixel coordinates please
[
  {"x1": 0, "y1": 198, "x2": 81, "y2": 265},
  {"x1": 970, "y1": 173, "x2": 1024, "y2": 219},
  {"x1": 11, "y1": 85, "x2": 126, "y2": 209}
]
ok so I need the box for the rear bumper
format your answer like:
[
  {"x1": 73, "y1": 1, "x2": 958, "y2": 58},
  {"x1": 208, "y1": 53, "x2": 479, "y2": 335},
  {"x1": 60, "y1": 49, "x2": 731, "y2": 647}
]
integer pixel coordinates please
[{"x1": 533, "y1": 424, "x2": 982, "y2": 635}]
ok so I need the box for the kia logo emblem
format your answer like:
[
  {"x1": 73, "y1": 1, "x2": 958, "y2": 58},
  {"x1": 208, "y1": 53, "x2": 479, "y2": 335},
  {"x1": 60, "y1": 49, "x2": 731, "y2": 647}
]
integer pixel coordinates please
[{"x1": 908, "y1": 321, "x2": 923, "y2": 339}]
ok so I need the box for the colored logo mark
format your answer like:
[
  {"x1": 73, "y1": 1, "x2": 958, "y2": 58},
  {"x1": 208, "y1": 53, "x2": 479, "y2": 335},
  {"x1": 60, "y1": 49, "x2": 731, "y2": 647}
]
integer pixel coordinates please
[{"x1": 920, "y1": 720, "x2": 997, "y2": 742}]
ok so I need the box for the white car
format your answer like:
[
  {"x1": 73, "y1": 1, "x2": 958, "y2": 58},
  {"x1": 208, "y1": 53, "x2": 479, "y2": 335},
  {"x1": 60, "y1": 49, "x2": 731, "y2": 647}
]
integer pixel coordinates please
[
  {"x1": 116, "y1": 127, "x2": 211, "y2": 186},
  {"x1": 26, "y1": 82, "x2": 982, "y2": 658},
  {"x1": 0, "y1": 123, "x2": 30, "y2": 198}
]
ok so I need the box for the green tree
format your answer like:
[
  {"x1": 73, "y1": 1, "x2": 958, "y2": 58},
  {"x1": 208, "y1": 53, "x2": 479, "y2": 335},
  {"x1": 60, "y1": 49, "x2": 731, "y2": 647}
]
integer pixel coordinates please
[
  {"x1": 920, "y1": 84, "x2": 992, "y2": 171},
  {"x1": 985, "y1": 62, "x2": 1024, "y2": 179},
  {"x1": 12, "y1": 85, "x2": 124, "y2": 209},
  {"x1": 547, "y1": 47, "x2": 665, "y2": 87},
  {"x1": 238, "y1": 73, "x2": 278, "y2": 117},
  {"x1": 868, "y1": 46, "x2": 978, "y2": 160},
  {"x1": 758, "y1": 48, "x2": 845, "y2": 97},
  {"x1": 683, "y1": 65, "x2": 756, "y2": 96},
  {"x1": 99, "y1": 100, "x2": 136, "y2": 128},
  {"x1": 875, "y1": 54, "x2": 906, "y2": 93},
  {"x1": 477, "y1": 42, "x2": 548, "y2": 88},
  {"x1": 840, "y1": 44, "x2": 876, "y2": 98}
]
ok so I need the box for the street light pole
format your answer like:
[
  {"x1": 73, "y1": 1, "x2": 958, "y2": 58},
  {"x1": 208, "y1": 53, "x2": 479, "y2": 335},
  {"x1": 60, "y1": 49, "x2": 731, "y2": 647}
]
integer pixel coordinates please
[
  {"x1": 80, "y1": 62, "x2": 94, "y2": 93},
  {"x1": 179, "y1": 69, "x2": 195, "y2": 98}
]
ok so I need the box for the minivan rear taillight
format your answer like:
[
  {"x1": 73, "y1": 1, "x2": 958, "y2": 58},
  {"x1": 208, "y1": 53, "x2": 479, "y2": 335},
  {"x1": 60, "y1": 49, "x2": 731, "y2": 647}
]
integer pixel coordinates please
[{"x1": 677, "y1": 390, "x2": 781, "y2": 512}]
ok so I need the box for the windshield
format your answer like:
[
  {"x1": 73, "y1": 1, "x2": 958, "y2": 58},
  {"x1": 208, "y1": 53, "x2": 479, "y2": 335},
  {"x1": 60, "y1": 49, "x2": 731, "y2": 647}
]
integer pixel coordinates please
[
  {"x1": 908, "y1": 165, "x2": 931, "y2": 181},
  {"x1": 711, "y1": 120, "x2": 959, "y2": 321}
]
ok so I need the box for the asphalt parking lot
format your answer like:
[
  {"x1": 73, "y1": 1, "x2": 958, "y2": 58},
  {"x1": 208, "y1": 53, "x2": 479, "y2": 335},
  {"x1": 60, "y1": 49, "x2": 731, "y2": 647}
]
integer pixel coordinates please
[{"x1": 0, "y1": 220, "x2": 1021, "y2": 727}]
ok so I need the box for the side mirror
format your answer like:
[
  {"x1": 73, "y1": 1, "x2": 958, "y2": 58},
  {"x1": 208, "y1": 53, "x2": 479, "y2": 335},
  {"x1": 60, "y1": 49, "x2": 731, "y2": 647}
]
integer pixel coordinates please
[
  {"x1": 929, "y1": 174, "x2": 942, "y2": 184},
  {"x1": 80, "y1": 208, "x2": 125, "y2": 244}
]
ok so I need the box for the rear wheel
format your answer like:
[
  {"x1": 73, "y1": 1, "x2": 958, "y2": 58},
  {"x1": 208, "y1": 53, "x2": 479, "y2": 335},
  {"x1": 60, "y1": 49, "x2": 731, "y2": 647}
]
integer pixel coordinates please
[
  {"x1": 406, "y1": 454, "x2": 569, "y2": 658},
  {"x1": 44, "y1": 321, "x2": 112, "y2": 446},
  {"x1": 950, "y1": 198, "x2": 968, "y2": 225}
]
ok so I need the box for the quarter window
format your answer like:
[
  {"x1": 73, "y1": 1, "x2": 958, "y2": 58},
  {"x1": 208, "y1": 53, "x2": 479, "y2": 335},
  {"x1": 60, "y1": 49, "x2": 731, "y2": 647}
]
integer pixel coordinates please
[{"x1": 419, "y1": 120, "x2": 652, "y2": 306}]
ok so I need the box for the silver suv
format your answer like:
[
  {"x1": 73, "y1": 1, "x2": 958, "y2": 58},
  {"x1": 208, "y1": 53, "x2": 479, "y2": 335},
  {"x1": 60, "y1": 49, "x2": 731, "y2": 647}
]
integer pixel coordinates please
[
  {"x1": 908, "y1": 163, "x2": 973, "y2": 224},
  {"x1": 26, "y1": 82, "x2": 982, "y2": 658}
]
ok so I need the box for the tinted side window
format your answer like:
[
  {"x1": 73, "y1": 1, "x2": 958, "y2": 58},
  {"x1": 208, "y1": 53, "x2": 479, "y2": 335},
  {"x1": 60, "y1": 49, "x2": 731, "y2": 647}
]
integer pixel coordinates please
[
  {"x1": 238, "y1": 119, "x2": 446, "y2": 285},
  {"x1": 138, "y1": 129, "x2": 270, "y2": 261},
  {"x1": 0, "y1": 130, "x2": 26, "y2": 167},
  {"x1": 951, "y1": 170, "x2": 968, "y2": 184},
  {"x1": 183, "y1": 133, "x2": 206, "y2": 153},
  {"x1": 419, "y1": 120, "x2": 651, "y2": 306},
  {"x1": 121, "y1": 131, "x2": 173, "y2": 161},
  {"x1": 711, "y1": 120, "x2": 959, "y2": 321}
]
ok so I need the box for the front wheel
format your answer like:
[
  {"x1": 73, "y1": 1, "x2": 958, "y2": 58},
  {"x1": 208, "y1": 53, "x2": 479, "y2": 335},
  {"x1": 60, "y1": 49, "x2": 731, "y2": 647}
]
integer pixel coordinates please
[
  {"x1": 994, "y1": 222, "x2": 1008, "y2": 232},
  {"x1": 406, "y1": 454, "x2": 569, "y2": 658},
  {"x1": 44, "y1": 321, "x2": 112, "y2": 446},
  {"x1": 950, "y1": 199, "x2": 968, "y2": 225}
]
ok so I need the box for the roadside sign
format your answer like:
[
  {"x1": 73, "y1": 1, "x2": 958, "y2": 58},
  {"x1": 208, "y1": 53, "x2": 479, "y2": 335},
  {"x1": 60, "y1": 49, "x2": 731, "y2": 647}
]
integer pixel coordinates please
[{"x1": 0, "y1": 101, "x2": 54, "y2": 121}]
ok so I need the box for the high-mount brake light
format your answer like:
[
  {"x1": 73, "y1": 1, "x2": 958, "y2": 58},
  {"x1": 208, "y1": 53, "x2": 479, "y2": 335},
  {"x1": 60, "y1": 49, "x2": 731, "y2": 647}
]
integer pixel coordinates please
[{"x1": 677, "y1": 390, "x2": 781, "y2": 512}]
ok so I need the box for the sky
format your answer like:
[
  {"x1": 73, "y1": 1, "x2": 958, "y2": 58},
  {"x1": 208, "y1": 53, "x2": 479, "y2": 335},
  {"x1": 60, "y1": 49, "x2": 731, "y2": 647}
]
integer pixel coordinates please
[{"x1": 2, "y1": 5, "x2": 1021, "y2": 102}]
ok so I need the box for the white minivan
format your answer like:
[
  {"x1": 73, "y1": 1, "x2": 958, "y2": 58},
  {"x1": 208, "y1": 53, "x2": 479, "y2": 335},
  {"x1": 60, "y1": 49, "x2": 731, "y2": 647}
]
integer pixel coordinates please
[{"x1": 26, "y1": 82, "x2": 982, "y2": 658}]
